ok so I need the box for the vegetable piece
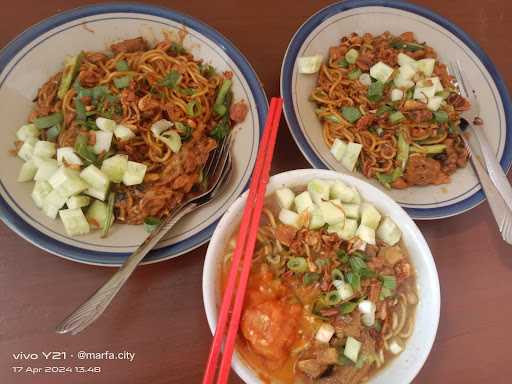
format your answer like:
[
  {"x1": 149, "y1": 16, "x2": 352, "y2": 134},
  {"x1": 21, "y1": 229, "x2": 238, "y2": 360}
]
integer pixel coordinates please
[
  {"x1": 279, "y1": 208, "x2": 300, "y2": 228},
  {"x1": 58, "y1": 176, "x2": 89, "y2": 198},
  {"x1": 360, "y1": 203, "x2": 381, "y2": 229},
  {"x1": 332, "y1": 280, "x2": 354, "y2": 300},
  {"x1": 33, "y1": 112, "x2": 63, "y2": 129},
  {"x1": 397, "y1": 130, "x2": 409, "y2": 170},
  {"x1": 213, "y1": 79, "x2": 233, "y2": 116},
  {"x1": 339, "y1": 218, "x2": 358, "y2": 241},
  {"x1": 341, "y1": 142, "x2": 363, "y2": 172},
  {"x1": 74, "y1": 135, "x2": 97, "y2": 165},
  {"x1": 115, "y1": 60, "x2": 130, "y2": 72},
  {"x1": 342, "y1": 203, "x2": 360, "y2": 219},
  {"x1": 18, "y1": 160, "x2": 38, "y2": 182},
  {"x1": 174, "y1": 122, "x2": 192, "y2": 141},
  {"x1": 59, "y1": 208, "x2": 90, "y2": 236},
  {"x1": 341, "y1": 106, "x2": 361, "y2": 123},
  {"x1": 375, "y1": 168, "x2": 403, "y2": 189},
  {"x1": 309, "y1": 207, "x2": 326, "y2": 230},
  {"x1": 122, "y1": 161, "x2": 147, "y2": 186},
  {"x1": 410, "y1": 144, "x2": 446, "y2": 154},
  {"x1": 370, "y1": 61, "x2": 394, "y2": 83},
  {"x1": 42, "y1": 189, "x2": 67, "y2": 219},
  {"x1": 33, "y1": 141, "x2": 56, "y2": 159},
  {"x1": 56, "y1": 147, "x2": 83, "y2": 166},
  {"x1": 150, "y1": 119, "x2": 173, "y2": 137},
  {"x1": 397, "y1": 53, "x2": 417, "y2": 67},
  {"x1": 102, "y1": 192, "x2": 115, "y2": 237},
  {"x1": 376, "y1": 216, "x2": 402, "y2": 245},
  {"x1": 344, "y1": 337, "x2": 362, "y2": 363},
  {"x1": 32, "y1": 180, "x2": 52, "y2": 208},
  {"x1": 367, "y1": 81, "x2": 384, "y2": 102},
  {"x1": 144, "y1": 217, "x2": 161, "y2": 233},
  {"x1": 331, "y1": 268, "x2": 344, "y2": 281},
  {"x1": 210, "y1": 115, "x2": 230, "y2": 141},
  {"x1": 93, "y1": 131, "x2": 113, "y2": 154},
  {"x1": 159, "y1": 130, "x2": 182, "y2": 153},
  {"x1": 294, "y1": 191, "x2": 314, "y2": 213},
  {"x1": 16, "y1": 124, "x2": 40, "y2": 142},
  {"x1": 303, "y1": 272, "x2": 321, "y2": 285},
  {"x1": 199, "y1": 63, "x2": 216, "y2": 78},
  {"x1": 336, "y1": 58, "x2": 349, "y2": 68},
  {"x1": 388, "y1": 339, "x2": 403, "y2": 355},
  {"x1": 344, "y1": 48, "x2": 359, "y2": 64},
  {"x1": 318, "y1": 201, "x2": 345, "y2": 225},
  {"x1": 414, "y1": 77, "x2": 443, "y2": 102},
  {"x1": 275, "y1": 188, "x2": 295, "y2": 209},
  {"x1": 389, "y1": 111, "x2": 405, "y2": 124},
  {"x1": 80, "y1": 165, "x2": 109, "y2": 190},
  {"x1": 416, "y1": 58, "x2": 436, "y2": 77},
  {"x1": 351, "y1": 187, "x2": 362, "y2": 204},
  {"x1": 186, "y1": 100, "x2": 201, "y2": 117},
  {"x1": 297, "y1": 55, "x2": 323, "y2": 74},
  {"x1": 114, "y1": 124, "x2": 136, "y2": 141},
  {"x1": 358, "y1": 73, "x2": 372, "y2": 86},
  {"x1": 347, "y1": 68, "x2": 362, "y2": 80},
  {"x1": 74, "y1": 97, "x2": 87, "y2": 121},
  {"x1": 84, "y1": 185, "x2": 109, "y2": 201},
  {"x1": 433, "y1": 110, "x2": 449, "y2": 123},
  {"x1": 427, "y1": 96, "x2": 443, "y2": 111},
  {"x1": 34, "y1": 158, "x2": 59, "y2": 181},
  {"x1": 17, "y1": 138, "x2": 38, "y2": 161},
  {"x1": 113, "y1": 76, "x2": 131, "y2": 89},
  {"x1": 330, "y1": 138, "x2": 347, "y2": 161},
  {"x1": 159, "y1": 70, "x2": 181, "y2": 88},
  {"x1": 327, "y1": 222, "x2": 344, "y2": 237},
  {"x1": 86, "y1": 200, "x2": 108, "y2": 229},
  {"x1": 358, "y1": 300, "x2": 376, "y2": 327},
  {"x1": 324, "y1": 290, "x2": 342, "y2": 306},
  {"x1": 391, "y1": 89, "x2": 404, "y2": 101},
  {"x1": 101, "y1": 154, "x2": 128, "y2": 183},
  {"x1": 308, "y1": 179, "x2": 330, "y2": 204},
  {"x1": 95, "y1": 117, "x2": 116, "y2": 132},
  {"x1": 356, "y1": 224, "x2": 376, "y2": 245},
  {"x1": 48, "y1": 167, "x2": 80, "y2": 189},
  {"x1": 287, "y1": 257, "x2": 308, "y2": 273},
  {"x1": 315, "y1": 323, "x2": 335, "y2": 343},
  {"x1": 390, "y1": 39, "x2": 425, "y2": 52},
  {"x1": 340, "y1": 301, "x2": 358, "y2": 315},
  {"x1": 66, "y1": 195, "x2": 91, "y2": 209},
  {"x1": 330, "y1": 181, "x2": 355, "y2": 202},
  {"x1": 58, "y1": 53, "x2": 83, "y2": 99}
]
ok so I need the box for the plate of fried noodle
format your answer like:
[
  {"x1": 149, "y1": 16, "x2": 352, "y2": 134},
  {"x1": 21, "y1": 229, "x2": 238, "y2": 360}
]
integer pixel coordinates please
[{"x1": 0, "y1": 3, "x2": 267, "y2": 265}]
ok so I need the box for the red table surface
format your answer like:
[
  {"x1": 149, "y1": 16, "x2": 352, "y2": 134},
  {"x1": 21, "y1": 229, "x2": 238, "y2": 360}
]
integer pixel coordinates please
[{"x1": 1, "y1": 1, "x2": 512, "y2": 383}]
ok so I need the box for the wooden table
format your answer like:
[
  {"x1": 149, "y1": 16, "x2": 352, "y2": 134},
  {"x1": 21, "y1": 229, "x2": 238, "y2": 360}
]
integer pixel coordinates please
[{"x1": 1, "y1": 1, "x2": 511, "y2": 383}]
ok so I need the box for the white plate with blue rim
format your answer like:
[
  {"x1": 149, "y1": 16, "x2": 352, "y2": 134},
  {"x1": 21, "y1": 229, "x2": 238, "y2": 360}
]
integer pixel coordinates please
[
  {"x1": 0, "y1": 3, "x2": 267, "y2": 266},
  {"x1": 280, "y1": 0, "x2": 512, "y2": 220}
]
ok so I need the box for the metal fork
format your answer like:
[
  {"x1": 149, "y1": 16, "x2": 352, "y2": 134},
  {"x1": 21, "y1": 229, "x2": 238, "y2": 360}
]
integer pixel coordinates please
[
  {"x1": 56, "y1": 137, "x2": 233, "y2": 335},
  {"x1": 449, "y1": 61, "x2": 512, "y2": 244}
]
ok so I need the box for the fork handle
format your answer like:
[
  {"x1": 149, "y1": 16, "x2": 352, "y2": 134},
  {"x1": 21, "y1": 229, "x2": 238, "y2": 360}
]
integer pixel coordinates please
[{"x1": 56, "y1": 202, "x2": 198, "y2": 335}]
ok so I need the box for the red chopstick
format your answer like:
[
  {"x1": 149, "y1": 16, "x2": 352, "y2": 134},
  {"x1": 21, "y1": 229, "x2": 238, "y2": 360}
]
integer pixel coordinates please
[{"x1": 203, "y1": 97, "x2": 283, "y2": 384}]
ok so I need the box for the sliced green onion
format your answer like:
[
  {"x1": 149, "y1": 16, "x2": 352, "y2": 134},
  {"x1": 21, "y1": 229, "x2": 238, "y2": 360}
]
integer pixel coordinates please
[
  {"x1": 174, "y1": 122, "x2": 192, "y2": 141},
  {"x1": 341, "y1": 106, "x2": 361, "y2": 123},
  {"x1": 144, "y1": 216, "x2": 162, "y2": 233},
  {"x1": 433, "y1": 110, "x2": 449, "y2": 123},
  {"x1": 346, "y1": 271, "x2": 361, "y2": 291},
  {"x1": 405, "y1": 88, "x2": 414, "y2": 100},
  {"x1": 115, "y1": 60, "x2": 130, "y2": 72},
  {"x1": 186, "y1": 100, "x2": 201, "y2": 117},
  {"x1": 46, "y1": 124, "x2": 61, "y2": 142},
  {"x1": 33, "y1": 112, "x2": 63, "y2": 129},
  {"x1": 368, "y1": 81, "x2": 384, "y2": 102},
  {"x1": 389, "y1": 111, "x2": 405, "y2": 124},
  {"x1": 101, "y1": 192, "x2": 115, "y2": 238},
  {"x1": 324, "y1": 114, "x2": 342, "y2": 123},
  {"x1": 287, "y1": 257, "x2": 308, "y2": 273},
  {"x1": 376, "y1": 104, "x2": 393, "y2": 116},
  {"x1": 381, "y1": 275, "x2": 397, "y2": 290},
  {"x1": 177, "y1": 87, "x2": 195, "y2": 96},
  {"x1": 389, "y1": 39, "x2": 425, "y2": 52},
  {"x1": 113, "y1": 76, "x2": 131, "y2": 89},
  {"x1": 397, "y1": 130, "x2": 409, "y2": 170},
  {"x1": 340, "y1": 301, "x2": 358, "y2": 314},
  {"x1": 336, "y1": 249, "x2": 349, "y2": 263},
  {"x1": 348, "y1": 68, "x2": 362, "y2": 80},
  {"x1": 315, "y1": 258, "x2": 330, "y2": 268},
  {"x1": 336, "y1": 58, "x2": 349, "y2": 68},
  {"x1": 213, "y1": 79, "x2": 233, "y2": 116},
  {"x1": 303, "y1": 272, "x2": 321, "y2": 285},
  {"x1": 169, "y1": 41, "x2": 186, "y2": 56},
  {"x1": 210, "y1": 116, "x2": 230, "y2": 141},
  {"x1": 74, "y1": 134, "x2": 97, "y2": 165},
  {"x1": 324, "y1": 290, "x2": 343, "y2": 306},
  {"x1": 374, "y1": 319, "x2": 382, "y2": 332},
  {"x1": 410, "y1": 144, "x2": 447, "y2": 154},
  {"x1": 74, "y1": 97, "x2": 87, "y2": 121},
  {"x1": 159, "y1": 70, "x2": 181, "y2": 89},
  {"x1": 435, "y1": 90, "x2": 450, "y2": 99},
  {"x1": 349, "y1": 256, "x2": 367, "y2": 273},
  {"x1": 266, "y1": 254, "x2": 281, "y2": 265},
  {"x1": 331, "y1": 268, "x2": 344, "y2": 282},
  {"x1": 199, "y1": 63, "x2": 216, "y2": 78},
  {"x1": 375, "y1": 168, "x2": 403, "y2": 189}
]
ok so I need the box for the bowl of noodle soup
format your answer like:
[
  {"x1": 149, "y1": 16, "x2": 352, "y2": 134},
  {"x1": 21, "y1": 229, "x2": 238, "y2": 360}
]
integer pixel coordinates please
[
  {"x1": 0, "y1": 3, "x2": 267, "y2": 265},
  {"x1": 203, "y1": 169, "x2": 440, "y2": 384}
]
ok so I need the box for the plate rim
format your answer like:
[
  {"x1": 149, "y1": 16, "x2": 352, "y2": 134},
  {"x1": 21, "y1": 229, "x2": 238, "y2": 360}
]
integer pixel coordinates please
[
  {"x1": 280, "y1": 0, "x2": 512, "y2": 220},
  {"x1": 0, "y1": 2, "x2": 268, "y2": 266}
]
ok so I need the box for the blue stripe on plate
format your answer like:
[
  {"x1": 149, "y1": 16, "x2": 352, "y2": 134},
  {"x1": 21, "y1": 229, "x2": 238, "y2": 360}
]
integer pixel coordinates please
[
  {"x1": 281, "y1": 0, "x2": 512, "y2": 220},
  {"x1": 0, "y1": 3, "x2": 268, "y2": 265}
]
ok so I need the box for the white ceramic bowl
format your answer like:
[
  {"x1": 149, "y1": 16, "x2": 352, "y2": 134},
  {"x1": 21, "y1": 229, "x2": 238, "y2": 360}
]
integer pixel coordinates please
[{"x1": 203, "y1": 169, "x2": 440, "y2": 384}]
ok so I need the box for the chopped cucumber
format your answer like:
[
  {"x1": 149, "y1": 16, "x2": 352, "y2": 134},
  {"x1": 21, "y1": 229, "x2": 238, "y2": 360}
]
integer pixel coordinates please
[
  {"x1": 414, "y1": 77, "x2": 443, "y2": 102},
  {"x1": 427, "y1": 96, "x2": 443, "y2": 111},
  {"x1": 341, "y1": 142, "x2": 362, "y2": 172},
  {"x1": 275, "y1": 188, "x2": 295, "y2": 209},
  {"x1": 342, "y1": 203, "x2": 360, "y2": 220},
  {"x1": 370, "y1": 61, "x2": 394, "y2": 83},
  {"x1": 315, "y1": 323, "x2": 335, "y2": 343},
  {"x1": 17, "y1": 160, "x2": 37, "y2": 182},
  {"x1": 318, "y1": 201, "x2": 345, "y2": 225},
  {"x1": 31, "y1": 180, "x2": 52, "y2": 208},
  {"x1": 339, "y1": 218, "x2": 358, "y2": 240},
  {"x1": 307, "y1": 179, "x2": 330, "y2": 204},
  {"x1": 309, "y1": 207, "x2": 326, "y2": 229},
  {"x1": 84, "y1": 185, "x2": 109, "y2": 201},
  {"x1": 333, "y1": 279, "x2": 354, "y2": 300},
  {"x1": 344, "y1": 337, "x2": 362, "y2": 363},
  {"x1": 416, "y1": 58, "x2": 436, "y2": 77},
  {"x1": 16, "y1": 124, "x2": 40, "y2": 142},
  {"x1": 351, "y1": 187, "x2": 362, "y2": 204},
  {"x1": 294, "y1": 191, "x2": 314, "y2": 214},
  {"x1": 34, "y1": 158, "x2": 59, "y2": 181},
  {"x1": 101, "y1": 154, "x2": 128, "y2": 183},
  {"x1": 390, "y1": 88, "x2": 404, "y2": 101},
  {"x1": 17, "y1": 137, "x2": 38, "y2": 161},
  {"x1": 279, "y1": 208, "x2": 300, "y2": 228},
  {"x1": 93, "y1": 131, "x2": 113, "y2": 154},
  {"x1": 376, "y1": 216, "x2": 402, "y2": 246},
  {"x1": 59, "y1": 208, "x2": 90, "y2": 236},
  {"x1": 297, "y1": 54, "x2": 323, "y2": 74},
  {"x1": 58, "y1": 176, "x2": 89, "y2": 198},
  {"x1": 330, "y1": 138, "x2": 347, "y2": 161},
  {"x1": 33, "y1": 141, "x2": 56, "y2": 158},
  {"x1": 358, "y1": 73, "x2": 372, "y2": 86},
  {"x1": 122, "y1": 161, "x2": 147, "y2": 186},
  {"x1": 67, "y1": 195, "x2": 91, "y2": 209},
  {"x1": 150, "y1": 119, "x2": 173, "y2": 136},
  {"x1": 330, "y1": 180, "x2": 355, "y2": 202},
  {"x1": 327, "y1": 222, "x2": 344, "y2": 237},
  {"x1": 345, "y1": 48, "x2": 359, "y2": 64},
  {"x1": 57, "y1": 147, "x2": 83, "y2": 166},
  {"x1": 95, "y1": 117, "x2": 116, "y2": 132},
  {"x1": 114, "y1": 124, "x2": 136, "y2": 141},
  {"x1": 159, "y1": 130, "x2": 182, "y2": 153},
  {"x1": 86, "y1": 200, "x2": 108, "y2": 229},
  {"x1": 80, "y1": 165, "x2": 110, "y2": 190},
  {"x1": 49, "y1": 167, "x2": 80, "y2": 189},
  {"x1": 356, "y1": 224, "x2": 376, "y2": 245},
  {"x1": 42, "y1": 189, "x2": 67, "y2": 219},
  {"x1": 360, "y1": 203, "x2": 382, "y2": 229},
  {"x1": 397, "y1": 53, "x2": 417, "y2": 67}
]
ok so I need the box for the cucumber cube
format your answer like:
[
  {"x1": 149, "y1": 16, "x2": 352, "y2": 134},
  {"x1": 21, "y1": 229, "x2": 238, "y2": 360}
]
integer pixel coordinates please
[
  {"x1": 376, "y1": 216, "x2": 402, "y2": 246},
  {"x1": 356, "y1": 224, "x2": 376, "y2": 245},
  {"x1": 397, "y1": 53, "x2": 417, "y2": 67},
  {"x1": 58, "y1": 177, "x2": 89, "y2": 198},
  {"x1": 84, "y1": 185, "x2": 109, "y2": 201},
  {"x1": 360, "y1": 203, "x2": 382, "y2": 229},
  {"x1": 17, "y1": 137, "x2": 38, "y2": 161},
  {"x1": 342, "y1": 203, "x2": 360, "y2": 220},
  {"x1": 278, "y1": 208, "x2": 300, "y2": 228},
  {"x1": 57, "y1": 147, "x2": 83, "y2": 166},
  {"x1": 327, "y1": 222, "x2": 344, "y2": 237},
  {"x1": 16, "y1": 124, "x2": 40, "y2": 142},
  {"x1": 294, "y1": 191, "x2": 314, "y2": 214},
  {"x1": 59, "y1": 208, "x2": 90, "y2": 236},
  {"x1": 114, "y1": 124, "x2": 136, "y2": 141},
  {"x1": 101, "y1": 154, "x2": 128, "y2": 183},
  {"x1": 93, "y1": 131, "x2": 113, "y2": 154},
  {"x1": 307, "y1": 179, "x2": 330, "y2": 204},
  {"x1": 95, "y1": 117, "x2": 116, "y2": 132},
  {"x1": 31, "y1": 180, "x2": 53, "y2": 208},
  {"x1": 33, "y1": 140, "x2": 56, "y2": 158},
  {"x1": 339, "y1": 218, "x2": 358, "y2": 241},
  {"x1": 318, "y1": 201, "x2": 345, "y2": 225},
  {"x1": 341, "y1": 142, "x2": 362, "y2": 172},
  {"x1": 416, "y1": 58, "x2": 436, "y2": 77},
  {"x1": 344, "y1": 337, "x2": 362, "y2": 363},
  {"x1": 297, "y1": 54, "x2": 323, "y2": 74},
  {"x1": 66, "y1": 195, "x2": 91, "y2": 209},
  {"x1": 42, "y1": 189, "x2": 68, "y2": 219},
  {"x1": 351, "y1": 187, "x2": 362, "y2": 204},
  {"x1": 330, "y1": 138, "x2": 347, "y2": 161},
  {"x1": 80, "y1": 165, "x2": 110, "y2": 190},
  {"x1": 309, "y1": 207, "x2": 326, "y2": 230},
  {"x1": 275, "y1": 188, "x2": 295, "y2": 209},
  {"x1": 34, "y1": 158, "x2": 59, "y2": 181},
  {"x1": 330, "y1": 181, "x2": 355, "y2": 202},
  {"x1": 17, "y1": 160, "x2": 38, "y2": 182},
  {"x1": 370, "y1": 61, "x2": 394, "y2": 83},
  {"x1": 122, "y1": 161, "x2": 147, "y2": 186},
  {"x1": 49, "y1": 167, "x2": 81, "y2": 189},
  {"x1": 86, "y1": 200, "x2": 108, "y2": 229}
]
